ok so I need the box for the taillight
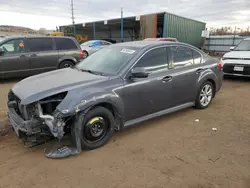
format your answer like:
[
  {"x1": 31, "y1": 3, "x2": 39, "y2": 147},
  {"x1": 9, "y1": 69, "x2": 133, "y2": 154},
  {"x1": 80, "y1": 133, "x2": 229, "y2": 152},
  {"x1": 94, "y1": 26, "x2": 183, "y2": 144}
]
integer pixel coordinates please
[
  {"x1": 80, "y1": 50, "x2": 84, "y2": 59},
  {"x1": 218, "y1": 61, "x2": 223, "y2": 70}
]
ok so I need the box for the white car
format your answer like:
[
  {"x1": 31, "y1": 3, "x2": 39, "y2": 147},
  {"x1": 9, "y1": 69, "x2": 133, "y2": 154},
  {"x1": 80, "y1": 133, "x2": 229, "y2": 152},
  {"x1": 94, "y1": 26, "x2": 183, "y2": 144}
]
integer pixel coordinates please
[{"x1": 222, "y1": 38, "x2": 250, "y2": 77}]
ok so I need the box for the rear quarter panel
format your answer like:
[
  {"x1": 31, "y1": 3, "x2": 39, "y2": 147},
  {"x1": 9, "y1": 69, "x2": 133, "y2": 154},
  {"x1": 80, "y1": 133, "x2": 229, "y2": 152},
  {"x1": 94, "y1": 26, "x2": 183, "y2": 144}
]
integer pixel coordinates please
[{"x1": 198, "y1": 55, "x2": 223, "y2": 93}]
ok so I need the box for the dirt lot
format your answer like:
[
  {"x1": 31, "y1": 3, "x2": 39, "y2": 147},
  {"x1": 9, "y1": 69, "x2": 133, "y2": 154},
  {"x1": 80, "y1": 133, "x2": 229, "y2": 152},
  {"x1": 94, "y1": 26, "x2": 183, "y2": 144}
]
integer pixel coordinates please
[{"x1": 0, "y1": 78, "x2": 250, "y2": 188}]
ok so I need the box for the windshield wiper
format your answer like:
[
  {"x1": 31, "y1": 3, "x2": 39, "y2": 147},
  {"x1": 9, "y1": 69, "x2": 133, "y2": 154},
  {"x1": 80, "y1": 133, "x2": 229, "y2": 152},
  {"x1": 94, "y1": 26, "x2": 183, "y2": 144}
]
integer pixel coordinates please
[{"x1": 80, "y1": 69, "x2": 105, "y2": 76}]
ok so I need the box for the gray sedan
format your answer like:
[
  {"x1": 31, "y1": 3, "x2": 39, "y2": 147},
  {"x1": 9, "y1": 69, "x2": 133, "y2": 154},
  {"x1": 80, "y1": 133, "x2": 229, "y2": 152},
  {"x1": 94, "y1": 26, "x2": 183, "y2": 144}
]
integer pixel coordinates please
[
  {"x1": 80, "y1": 40, "x2": 112, "y2": 58},
  {"x1": 7, "y1": 41, "x2": 223, "y2": 158}
]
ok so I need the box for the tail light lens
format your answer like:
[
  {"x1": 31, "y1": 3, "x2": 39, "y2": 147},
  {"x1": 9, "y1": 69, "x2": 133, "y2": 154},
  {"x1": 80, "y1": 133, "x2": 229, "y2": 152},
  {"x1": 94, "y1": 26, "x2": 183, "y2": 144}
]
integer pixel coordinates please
[
  {"x1": 80, "y1": 50, "x2": 84, "y2": 59},
  {"x1": 218, "y1": 61, "x2": 223, "y2": 70}
]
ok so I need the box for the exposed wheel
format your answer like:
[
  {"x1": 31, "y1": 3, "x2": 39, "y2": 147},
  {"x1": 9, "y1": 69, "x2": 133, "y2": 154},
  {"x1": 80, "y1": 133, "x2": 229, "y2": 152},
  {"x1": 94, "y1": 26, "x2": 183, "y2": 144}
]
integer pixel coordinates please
[
  {"x1": 83, "y1": 51, "x2": 88, "y2": 58},
  {"x1": 77, "y1": 107, "x2": 115, "y2": 150},
  {"x1": 195, "y1": 81, "x2": 214, "y2": 109},
  {"x1": 59, "y1": 60, "x2": 74, "y2": 69}
]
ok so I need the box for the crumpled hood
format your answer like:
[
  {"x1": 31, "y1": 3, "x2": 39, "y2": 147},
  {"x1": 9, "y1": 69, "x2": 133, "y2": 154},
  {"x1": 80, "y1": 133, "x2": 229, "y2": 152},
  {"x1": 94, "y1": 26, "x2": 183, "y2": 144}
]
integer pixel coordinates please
[
  {"x1": 12, "y1": 68, "x2": 109, "y2": 105},
  {"x1": 223, "y1": 51, "x2": 250, "y2": 58}
]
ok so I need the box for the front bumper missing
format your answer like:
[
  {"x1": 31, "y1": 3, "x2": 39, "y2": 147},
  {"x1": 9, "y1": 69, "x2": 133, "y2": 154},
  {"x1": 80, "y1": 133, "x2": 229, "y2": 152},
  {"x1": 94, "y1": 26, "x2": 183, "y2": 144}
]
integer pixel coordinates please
[{"x1": 8, "y1": 107, "x2": 42, "y2": 137}]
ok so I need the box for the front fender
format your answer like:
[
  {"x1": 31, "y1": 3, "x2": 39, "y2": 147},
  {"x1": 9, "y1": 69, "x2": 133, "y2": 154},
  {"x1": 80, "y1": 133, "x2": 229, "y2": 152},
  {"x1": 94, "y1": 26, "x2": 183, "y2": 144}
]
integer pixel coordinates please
[{"x1": 56, "y1": 89, "x2": 124, "y2": 118}]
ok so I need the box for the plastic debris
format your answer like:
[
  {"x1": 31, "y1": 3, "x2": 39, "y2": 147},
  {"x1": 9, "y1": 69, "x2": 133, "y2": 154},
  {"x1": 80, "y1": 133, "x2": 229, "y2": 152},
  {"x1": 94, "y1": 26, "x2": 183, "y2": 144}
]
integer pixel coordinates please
[
  {"x1": 212, "y1": 128, "x2": 217, "y2": 131},
  {"x1": 195, "y1": 119, "x2": 199, "y2": 122}
]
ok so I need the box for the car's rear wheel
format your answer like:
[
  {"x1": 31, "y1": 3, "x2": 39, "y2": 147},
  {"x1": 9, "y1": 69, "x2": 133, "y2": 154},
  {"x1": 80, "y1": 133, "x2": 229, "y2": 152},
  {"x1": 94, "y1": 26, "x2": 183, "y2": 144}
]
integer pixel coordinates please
[
  {"x1": 195, "y1": 81, "x2": 214, "y2": 109},
  {"x1": 59, "y1": 60, "x2": 74, "y2": 69},
  {"x1": 77, "y1": 107, "x2": 115, "y2": 150}
]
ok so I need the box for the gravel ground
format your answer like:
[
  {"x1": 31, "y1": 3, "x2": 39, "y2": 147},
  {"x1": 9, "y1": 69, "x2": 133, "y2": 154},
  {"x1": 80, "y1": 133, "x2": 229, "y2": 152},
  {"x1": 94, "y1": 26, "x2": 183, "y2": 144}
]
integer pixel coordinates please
[{"x1": 0, "y1": 78, "x2": 250, "y2": 188}]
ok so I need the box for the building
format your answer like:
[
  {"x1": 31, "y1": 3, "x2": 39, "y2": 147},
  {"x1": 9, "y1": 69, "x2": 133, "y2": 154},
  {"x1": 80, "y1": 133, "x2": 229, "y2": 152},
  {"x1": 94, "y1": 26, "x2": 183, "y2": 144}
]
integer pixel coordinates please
[{"x1": 59, "y1": 12, "x2": 206, "y2": 48}]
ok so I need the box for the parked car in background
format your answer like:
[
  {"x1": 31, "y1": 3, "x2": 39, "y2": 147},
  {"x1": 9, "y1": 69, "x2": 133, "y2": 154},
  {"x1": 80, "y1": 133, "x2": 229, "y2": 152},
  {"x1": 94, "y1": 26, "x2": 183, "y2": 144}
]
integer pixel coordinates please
[
  {"x1": 144, "y1": 37, "x2": 179, "y2": 42},
  {"x1": 7, "y1": 41, "x2": 223, "y2": 158},
  {"x1": 80, "y1": 40, "x2": 112, "y2": 57},
  {"x1": 0, "y1": 36, "x2": 83, "y2": 79},
  {"x1": 102, "y1": 39, "x2": 116, "y2": 44},
  {"x1": 222, "y1": 38, "x2": 250, "y2": 77}
]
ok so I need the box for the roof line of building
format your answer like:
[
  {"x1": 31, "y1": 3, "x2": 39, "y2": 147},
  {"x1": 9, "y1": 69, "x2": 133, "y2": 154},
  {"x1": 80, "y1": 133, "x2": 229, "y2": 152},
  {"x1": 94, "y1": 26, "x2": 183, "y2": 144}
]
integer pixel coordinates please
[{"x1": 60, "y1": 11, "x2": 206, "y2": 28}]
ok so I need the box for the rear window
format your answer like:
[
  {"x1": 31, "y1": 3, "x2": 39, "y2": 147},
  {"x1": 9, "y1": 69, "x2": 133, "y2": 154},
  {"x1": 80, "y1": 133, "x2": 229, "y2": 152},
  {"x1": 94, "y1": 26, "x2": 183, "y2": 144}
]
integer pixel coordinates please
[
  {"x1": 55, "y1": 38, "x2": 78, "y2": 50},
  {"x1": 26, "y1": 38, "x2": 53, "y2": 52}
]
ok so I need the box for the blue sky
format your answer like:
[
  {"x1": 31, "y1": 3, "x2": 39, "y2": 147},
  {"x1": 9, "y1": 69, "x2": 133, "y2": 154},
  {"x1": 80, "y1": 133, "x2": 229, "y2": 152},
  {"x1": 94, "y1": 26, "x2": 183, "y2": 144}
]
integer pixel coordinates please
[{"x1": 0, "y1": 0, "x2": 249, "y2": 30}]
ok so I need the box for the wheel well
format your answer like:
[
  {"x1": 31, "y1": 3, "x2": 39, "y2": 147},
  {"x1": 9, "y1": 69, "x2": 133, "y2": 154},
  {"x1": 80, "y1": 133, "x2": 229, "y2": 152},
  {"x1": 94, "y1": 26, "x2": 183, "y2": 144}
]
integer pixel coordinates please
[
  {"x1": 59, "y1": 59, "x2": 75, "y2": 67},
  {"x1": 89, "y1": 102, "x2": 121, "y2": 131},
  {"x1": 207, "y1": 79, "x2": 216, "y2": 97}
]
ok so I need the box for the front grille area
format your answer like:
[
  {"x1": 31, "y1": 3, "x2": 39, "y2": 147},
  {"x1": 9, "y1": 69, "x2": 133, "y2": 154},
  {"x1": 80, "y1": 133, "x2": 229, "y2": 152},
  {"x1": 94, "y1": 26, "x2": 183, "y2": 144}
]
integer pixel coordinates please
[{"x1": 223, "y1": 63, "x2": 250, "y2": 75}]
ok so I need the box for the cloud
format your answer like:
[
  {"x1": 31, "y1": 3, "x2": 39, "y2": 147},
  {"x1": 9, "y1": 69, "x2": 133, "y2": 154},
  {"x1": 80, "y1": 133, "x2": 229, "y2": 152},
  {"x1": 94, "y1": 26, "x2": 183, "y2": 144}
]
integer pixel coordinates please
[{"x1": 0, "y1": 0, "x2": 249, "y2": 29}]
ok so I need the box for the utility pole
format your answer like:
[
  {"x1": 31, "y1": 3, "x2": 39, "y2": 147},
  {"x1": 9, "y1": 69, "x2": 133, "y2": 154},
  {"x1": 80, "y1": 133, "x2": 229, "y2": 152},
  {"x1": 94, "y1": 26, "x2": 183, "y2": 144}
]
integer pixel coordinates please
[
  {"x1": 121, "y1": 7, "x2": 124, "y2": 42},
  {"x1": 71, "y1": 0, "x2": 76, "y2": 36}
]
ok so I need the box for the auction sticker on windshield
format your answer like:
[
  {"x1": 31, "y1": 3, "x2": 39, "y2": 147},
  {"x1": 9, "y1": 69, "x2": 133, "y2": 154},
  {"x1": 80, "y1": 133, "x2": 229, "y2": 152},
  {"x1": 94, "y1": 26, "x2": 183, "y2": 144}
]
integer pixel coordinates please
[{"x1": 120, "y1": 49, "x2": 135, "y2": 54}]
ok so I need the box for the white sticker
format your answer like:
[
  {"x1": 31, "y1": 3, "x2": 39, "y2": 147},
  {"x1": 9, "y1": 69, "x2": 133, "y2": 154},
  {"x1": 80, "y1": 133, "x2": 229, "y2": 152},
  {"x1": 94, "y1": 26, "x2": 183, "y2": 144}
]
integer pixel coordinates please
[{"x1": 120, "y1": 48, "x2": 135, "y2": 54}]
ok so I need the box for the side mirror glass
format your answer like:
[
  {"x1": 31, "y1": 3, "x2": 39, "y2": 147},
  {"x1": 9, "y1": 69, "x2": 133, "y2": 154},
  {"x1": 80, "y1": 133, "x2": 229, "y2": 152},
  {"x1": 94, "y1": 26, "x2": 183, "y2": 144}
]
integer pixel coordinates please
[
  {"x1": 230, "y1": 46, "x2": 235, "y2": 51},
  {"x1": 131, "y1": 67, "x2": 149, "y2": 78},
  {"x1": 0, "y1": 48, "x2": 4, "y2": 56}
]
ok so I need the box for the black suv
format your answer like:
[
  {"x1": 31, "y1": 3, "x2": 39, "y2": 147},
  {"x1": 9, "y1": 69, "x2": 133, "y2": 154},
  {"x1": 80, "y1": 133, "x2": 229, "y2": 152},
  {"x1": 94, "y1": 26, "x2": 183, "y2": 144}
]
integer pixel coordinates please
[{"x1": 0, "y1": 36, "x2": 84, "y2": 79}]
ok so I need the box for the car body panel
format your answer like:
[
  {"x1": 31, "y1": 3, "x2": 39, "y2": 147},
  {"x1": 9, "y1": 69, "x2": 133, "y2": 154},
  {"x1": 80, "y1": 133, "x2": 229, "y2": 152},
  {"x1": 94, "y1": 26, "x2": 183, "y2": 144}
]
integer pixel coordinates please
[
  {"x1": 80, "y1": 40, "x2": 112, "y2": 56},
  {"x1": 8, "y1": 41, "x2": 223, "y2": 140},
  {"x1": 222, "y1": 38, "x2": 250, "y2": 76},
  {"x1": 0, "y1": 36, "x2": 82, "y2": 79}
]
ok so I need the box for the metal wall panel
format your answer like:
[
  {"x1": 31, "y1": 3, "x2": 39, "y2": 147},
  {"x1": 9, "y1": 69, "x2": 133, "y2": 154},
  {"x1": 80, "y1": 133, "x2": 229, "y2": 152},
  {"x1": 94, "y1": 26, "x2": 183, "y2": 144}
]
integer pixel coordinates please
[
  {"x1": 164, "y1": 12, "x2": 206, "y2": 48},
  {"x1": 140, "y1": 14, "x2": 157, "y2": 39}
]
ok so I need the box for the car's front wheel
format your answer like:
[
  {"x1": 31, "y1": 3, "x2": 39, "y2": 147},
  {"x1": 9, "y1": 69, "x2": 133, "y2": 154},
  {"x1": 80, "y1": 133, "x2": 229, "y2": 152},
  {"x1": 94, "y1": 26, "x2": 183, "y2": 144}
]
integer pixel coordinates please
[
  {"x1": 76, "y1": 107, "x2": 115, "y2": 150},
  {"x1": 195, "y1": 81, "x2": 214, "y2": 109}
]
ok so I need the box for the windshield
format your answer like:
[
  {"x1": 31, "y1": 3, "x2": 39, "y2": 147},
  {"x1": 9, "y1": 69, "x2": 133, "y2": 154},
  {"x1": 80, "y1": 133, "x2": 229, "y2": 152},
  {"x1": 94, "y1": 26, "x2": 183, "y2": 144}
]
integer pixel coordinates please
[
  {"x1": 76, "y1": 46, "x2": 138, "y2": 75},
  {"x1": 234, "y1": 40, "x2": 250, "y2": 51}
]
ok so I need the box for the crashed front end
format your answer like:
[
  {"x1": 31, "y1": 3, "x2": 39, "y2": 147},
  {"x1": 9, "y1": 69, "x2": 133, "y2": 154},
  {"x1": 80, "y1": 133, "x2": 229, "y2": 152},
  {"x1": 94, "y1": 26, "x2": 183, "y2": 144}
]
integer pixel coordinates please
[{"x1": 7, "y1": 90, "x2": 68, "y2": 147}]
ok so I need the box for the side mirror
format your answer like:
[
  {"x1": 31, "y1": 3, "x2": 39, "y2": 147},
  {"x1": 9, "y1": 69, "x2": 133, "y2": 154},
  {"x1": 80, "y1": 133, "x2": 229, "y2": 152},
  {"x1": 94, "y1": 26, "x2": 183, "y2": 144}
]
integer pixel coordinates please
[
  {"x1": 0, "y1": 48, "x2": 4, "y2": 56},
  {"x1": 131, "y1": 67, "x2": 149, "y2": 78},
  {"x1": 230, "y1": 46, "x2": 235, "y2": 51}
]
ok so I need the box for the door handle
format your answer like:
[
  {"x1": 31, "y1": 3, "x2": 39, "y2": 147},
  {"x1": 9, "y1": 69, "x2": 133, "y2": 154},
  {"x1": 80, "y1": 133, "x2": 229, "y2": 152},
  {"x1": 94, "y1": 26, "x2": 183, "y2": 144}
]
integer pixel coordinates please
[
  {"x1": 196, "y1": 68, "x2": 204, "y2": 74},
  {"x1": 30, "y1": 54, "x2": 37, "y2": 57},
  {"x1": 162, "y1": 76, "x2": 173, "y2": 83}
]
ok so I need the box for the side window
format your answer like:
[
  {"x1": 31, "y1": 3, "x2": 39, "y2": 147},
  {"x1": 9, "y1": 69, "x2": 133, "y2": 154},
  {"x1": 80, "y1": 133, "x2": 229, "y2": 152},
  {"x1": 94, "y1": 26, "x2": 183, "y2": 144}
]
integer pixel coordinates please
[
  {"x1": 134, "y1": 47, "x2": 168, "y2": 72},
  {"x1": 193, "y1": 50, "x2": 202, "y2": 64},
  {"x1": 170, "y1": 46, "x2": 193, "y2": 68},
  {"x1": 55, "y1": 38, "x2": 77, "y2": 50},
  {"x1": 0, "y1": 39, "x2": 25, "y2": 55},
  {"x1": 27, "y1": 38, "x2": 53, "y2": 52}
]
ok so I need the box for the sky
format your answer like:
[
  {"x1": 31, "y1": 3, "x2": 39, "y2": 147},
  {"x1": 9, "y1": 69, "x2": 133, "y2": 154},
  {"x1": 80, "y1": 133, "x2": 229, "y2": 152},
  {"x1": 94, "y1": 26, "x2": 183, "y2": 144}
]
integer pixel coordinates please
[{"x1": 0, "y1": 0, "x2": 250, "y2": 30}]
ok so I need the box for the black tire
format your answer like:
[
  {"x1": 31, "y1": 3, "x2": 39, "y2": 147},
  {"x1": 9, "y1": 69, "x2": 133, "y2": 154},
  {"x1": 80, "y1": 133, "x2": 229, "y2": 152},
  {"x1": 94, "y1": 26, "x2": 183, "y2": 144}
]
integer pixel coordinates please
[
  {"x1": 59, "y1": 60, "x2": 74, "y2": 69},
  {"x1": 195, "y1": 81, "x2": 214, "y2": 109},
  {"x1": 83, "y1": 51, "x2": 88, "y2": 58},
  {"x1": 77, "y1": 107, "x2": 115, "y2": 150}
]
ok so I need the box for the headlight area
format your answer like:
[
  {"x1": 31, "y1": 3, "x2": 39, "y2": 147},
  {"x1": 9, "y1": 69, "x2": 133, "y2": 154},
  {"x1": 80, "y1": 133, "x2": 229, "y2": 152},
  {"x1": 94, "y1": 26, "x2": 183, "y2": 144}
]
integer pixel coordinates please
[{"x1": 35, "y1": 92, "x2": 68, "y2": 139}]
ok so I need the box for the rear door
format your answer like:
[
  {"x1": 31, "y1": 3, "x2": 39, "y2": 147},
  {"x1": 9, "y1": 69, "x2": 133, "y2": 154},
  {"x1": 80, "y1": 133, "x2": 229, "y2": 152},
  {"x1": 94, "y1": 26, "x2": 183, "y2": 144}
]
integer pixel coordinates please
[
  {"x1": 0, "y1": 38, "x2": 30, "y2": 78},
  {"x1": 26, "y1": 37, "x2": 58, "y2": 74},
  {"x1": 167, "y1": 45, "x2": 203, "y2": 106},
  {"x1": 55, "y1": 37, "x2": 81, "y2": 63}
]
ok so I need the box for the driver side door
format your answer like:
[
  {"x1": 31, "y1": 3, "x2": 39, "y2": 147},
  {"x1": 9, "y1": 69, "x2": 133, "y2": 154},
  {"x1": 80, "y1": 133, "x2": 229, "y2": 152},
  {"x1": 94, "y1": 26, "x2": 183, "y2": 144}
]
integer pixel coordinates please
[{"x1": 122, "y1": 47, "x2": 175, "y2": 122}]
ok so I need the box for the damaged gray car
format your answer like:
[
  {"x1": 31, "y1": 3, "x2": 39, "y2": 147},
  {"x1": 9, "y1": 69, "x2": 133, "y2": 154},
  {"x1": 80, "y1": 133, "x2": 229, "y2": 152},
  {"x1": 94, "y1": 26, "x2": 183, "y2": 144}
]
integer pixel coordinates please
[{"x1": 7, "y1": 41, "x2": 223, "y2": 158}]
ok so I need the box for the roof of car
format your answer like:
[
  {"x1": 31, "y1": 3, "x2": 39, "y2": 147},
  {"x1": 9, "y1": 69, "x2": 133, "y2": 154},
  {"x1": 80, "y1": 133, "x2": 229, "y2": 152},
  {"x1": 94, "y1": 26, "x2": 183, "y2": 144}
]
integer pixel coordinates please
[
  {"x1": 112, "y1": 40, "x2": 179, "y2": 48},
  {"x1": 0, "y1": 36, "x2": 74, "y2": 40}
]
